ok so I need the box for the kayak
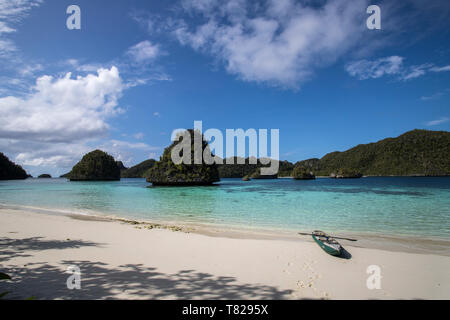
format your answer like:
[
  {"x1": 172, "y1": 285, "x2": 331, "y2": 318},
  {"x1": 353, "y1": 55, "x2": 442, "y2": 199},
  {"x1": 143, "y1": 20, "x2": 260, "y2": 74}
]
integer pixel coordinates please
[{"x1": 312, "y1": 230, "x2": 342, "y2": 256}]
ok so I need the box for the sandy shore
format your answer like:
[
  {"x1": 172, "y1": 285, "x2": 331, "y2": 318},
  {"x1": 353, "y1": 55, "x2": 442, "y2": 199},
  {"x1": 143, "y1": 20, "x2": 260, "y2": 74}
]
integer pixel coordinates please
[{"x1": 0, "y1": 208, "x2": 449, "y2": 300}]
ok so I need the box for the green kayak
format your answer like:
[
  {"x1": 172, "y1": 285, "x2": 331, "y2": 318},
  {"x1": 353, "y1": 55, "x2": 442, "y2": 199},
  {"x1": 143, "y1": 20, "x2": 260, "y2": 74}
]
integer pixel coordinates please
[{"x1": 312, "y1": 230, "x2": 342, "y2": 256}]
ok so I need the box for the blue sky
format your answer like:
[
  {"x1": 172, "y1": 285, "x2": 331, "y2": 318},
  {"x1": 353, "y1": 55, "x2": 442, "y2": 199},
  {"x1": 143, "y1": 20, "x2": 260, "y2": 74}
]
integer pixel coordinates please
[{"x1": 0, "y1": 0, "x2": 449, "y2": 176}]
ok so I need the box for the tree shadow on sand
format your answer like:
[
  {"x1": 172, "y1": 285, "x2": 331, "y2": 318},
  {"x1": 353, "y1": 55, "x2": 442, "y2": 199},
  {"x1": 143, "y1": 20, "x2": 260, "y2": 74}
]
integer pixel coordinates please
[
  {"x1": 0, "y1": 237, "x2": 100, "y2": 262},
  {"x1": 0, "y1": 237, "x2": 292, "y2": 300}
]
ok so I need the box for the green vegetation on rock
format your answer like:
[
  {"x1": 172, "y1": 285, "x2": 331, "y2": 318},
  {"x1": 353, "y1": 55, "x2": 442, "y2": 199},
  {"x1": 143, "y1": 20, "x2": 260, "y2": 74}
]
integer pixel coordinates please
[
  {"x1": 292, "y1": 166, "x2": 315, "y2": 180},
  {"x1": 0, "y1": 152, "x2": 28, "y2": 180},
  {"x1": 217, "y1": 129, "x2": 449, "y2": 178},
  {"x1": 67, "y1": 150, "x2": 121, "y2": 181},
  {"x1": 217, "y1": 157, "x2": 260, "y2": 178},
  {"x1": 278, "y1": 160, "x2": 295, "y2": 177},
  {"x1": 294, "y1": 158, "x2": 321, "y2": 173},
  {"x1": 38, "y1": 174, "x2": 52, "y2": 178},
  {"x1": 315, "y1": 129, "x2": 450, "y2": 176},
  {"x1": 116, "y1": 161, "x2": 127, "y2": 172},
  {"x1": 121, "y1": 159, "x2": 156, "y2": 178},
  {"x1": 250, "y1": 167, "x2": 278, "y2": 179},
  {"x1": 217, "y1": 158, "x2": 292, "y2": 178},
  {"x1": 144, "y1": 129, "x2": 220, "y2": 186},
  {"x1": 331, "y1": 168, "x2": 362, "y2": 179}
]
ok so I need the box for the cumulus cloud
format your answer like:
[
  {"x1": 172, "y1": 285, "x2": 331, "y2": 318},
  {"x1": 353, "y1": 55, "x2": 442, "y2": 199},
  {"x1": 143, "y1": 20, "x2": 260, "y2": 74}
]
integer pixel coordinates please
[
  {"x1": 63, "y1": 41, "x2": 170, "y2": 89},
  {"x1": 0, "y1": 66, "x2": 124, "y2": 143},
  {"x1": 173, "y1": 0, "x2": 369, "y2": 88},
  {"x1": 0, "y1": 137, "x2": 159, "y2": 175},
  {"x1": 10, "y1": 142, "x2": 90, "y2": 167},
  {"x1": 0, "y1": 66, "x2": 161, "y2": 175}
]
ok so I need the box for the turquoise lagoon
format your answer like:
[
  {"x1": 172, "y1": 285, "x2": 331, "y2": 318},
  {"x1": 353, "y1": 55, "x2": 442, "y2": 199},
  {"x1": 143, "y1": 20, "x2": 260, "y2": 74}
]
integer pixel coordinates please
[{"x1": 1, "y1": 177, "x2": 449, "y2": 244}]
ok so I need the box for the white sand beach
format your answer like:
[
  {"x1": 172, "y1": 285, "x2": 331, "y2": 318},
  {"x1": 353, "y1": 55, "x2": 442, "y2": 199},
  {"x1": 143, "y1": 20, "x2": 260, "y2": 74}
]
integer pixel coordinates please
[{"x1": 0, "y1": 208, "x2": 449, "y2": 300}]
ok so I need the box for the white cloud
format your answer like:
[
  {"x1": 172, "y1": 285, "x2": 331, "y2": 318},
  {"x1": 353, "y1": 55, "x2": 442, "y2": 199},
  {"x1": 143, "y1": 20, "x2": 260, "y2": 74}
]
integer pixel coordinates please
[
  {"x1": 126, "y1": 40, "x2": 161, "y2": 63},
  {"x1": 0, "y1": 39, "x2": 16, "y2": 58},
  {"x1": 133, "y1": 132, "x2": 144, "y2": 140},
  {"x1": 0, "y1": 66, "x2": 124, "y2": 143},
  {"x1": 0, "y1": 138, "x2": 92, "y2": 172},
  {"x1": 105, "y1": 139, "x2": 157, "y2": 151},
  {"x1": 425, "y1": 117, "x2": 449, "y2": 126},
  {"x1": 399, "y1": 64, "x2": 430, "y2": 81},
  {"x1": 0, "y1": 66, "x2": 162, "y2": 175},
  {"x1": 421, "y1": 92, "x2": 444, "y2": 101},
  {"x1": 59, "y1": 41, "x2": 170, "y2": 90},
  {"x1": 430, "y1": 65, "x2": 450, "y2": 72},
  {"x1": 19, "y1": 63, "x2": 43, "y2": 76},
  {"x1": 346, "y1": 56, "x2": 447, "y2": 81},
  {"x1": 174, "y1": 0, "x2": 369, "y2": 88},
  {"x1": 0, "y1": 137, "x2": 160, "y2": 175},
  {"x1": 420, "y1": 88, "x2": 450, "y2": 101},
  {"x1": 0, "y1": 0, "x2": 42, "y2": 55},
  {"x1": 0, "y1": 21, "x2": 15, "y2": 34},
  {"x1": 0, "y1": 0, "x2": 42, "y2": 26},
  {"x1": 98, "y1": 139, "x2": 160, "y2": 167},
  {"x1": 345, "y1": 56, "x2": 403, "y2": 80},
  {"x1": 153, "y1": 112, "x2": 160, "y2": 117},
  {"x1": 13, "y1": 143, "x2": 89, "y2": 167}
]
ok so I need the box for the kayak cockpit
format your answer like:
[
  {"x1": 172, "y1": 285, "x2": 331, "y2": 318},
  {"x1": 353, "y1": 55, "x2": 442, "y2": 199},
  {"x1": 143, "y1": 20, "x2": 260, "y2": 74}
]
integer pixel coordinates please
[{"x1": 312, "y1": 230, "x2": 342, "y2": 256}]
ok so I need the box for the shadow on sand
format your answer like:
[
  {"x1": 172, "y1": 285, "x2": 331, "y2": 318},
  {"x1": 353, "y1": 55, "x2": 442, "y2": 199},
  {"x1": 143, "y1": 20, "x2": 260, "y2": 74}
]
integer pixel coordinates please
[
  {"x1": 337, "y1": 247, "x2": 352, "y2": 260},
  {"x1": 0, "y1": 236, "x2": 292, "y2": 300},
  {"x1": 0, "y1": 237, "x2": 100, "y2": 262}
]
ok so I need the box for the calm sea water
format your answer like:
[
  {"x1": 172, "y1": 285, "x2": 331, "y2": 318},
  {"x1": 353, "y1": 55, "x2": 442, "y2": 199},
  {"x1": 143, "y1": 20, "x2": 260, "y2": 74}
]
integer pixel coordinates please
[{"x1": 0, "y1": 177, "x2": 449, "y2": 240}]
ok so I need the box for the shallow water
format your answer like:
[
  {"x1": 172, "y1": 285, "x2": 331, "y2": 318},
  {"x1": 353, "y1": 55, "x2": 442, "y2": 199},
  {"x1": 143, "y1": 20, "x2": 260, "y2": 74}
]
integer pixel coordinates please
[{"x1": 0, "y1": 177, "x2": 449, "y2": 241}]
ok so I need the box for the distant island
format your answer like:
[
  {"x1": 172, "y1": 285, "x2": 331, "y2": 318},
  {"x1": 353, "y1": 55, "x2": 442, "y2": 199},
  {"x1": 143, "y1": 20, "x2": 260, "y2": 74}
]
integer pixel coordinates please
[
  {"x1": 2, "y1": 129, "x2": 449, "y2": 182},
  {"x1": 296, "y1": 129, "x2": 449, "y2": 177},
  {"x1": 121, "y1": 159, "x2": 156, "y2": 178},
  {"x1": 65, "y1": 150, "x2": 121, "y2": 181},
  {"x1": 221, "y1": 129, "x2": 449, "y2": 178},
  {"x1": 250, "y1": 167, "x2": 278, "y2": 179},
  {"x1": 112, "y1": 129, "x2": 450, "y2": 179},
  {"x1": 292, "y1": 166, "x2": 315, "y2": 180},
  {"x1": 38, "y1": 174, "x2": 52, "y2": 179},
  {"x1": 0, "y1": 152, "x2": 28, "y2": 180}
]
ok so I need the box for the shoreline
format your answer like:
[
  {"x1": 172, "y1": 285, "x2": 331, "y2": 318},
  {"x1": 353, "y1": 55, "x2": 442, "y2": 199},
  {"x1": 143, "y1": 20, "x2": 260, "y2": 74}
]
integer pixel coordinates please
[
  {"x1": 1, "y1": 204, "x2": 449, "y2": 256},
  {"x1": 1, "y1": 208, "x2": 449, "y2": 299}
]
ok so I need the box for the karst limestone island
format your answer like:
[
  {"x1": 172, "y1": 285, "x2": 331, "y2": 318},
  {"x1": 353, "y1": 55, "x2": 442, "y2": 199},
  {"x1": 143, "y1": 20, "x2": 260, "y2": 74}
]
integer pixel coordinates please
[
  {"x1": 37, "y1": 174, "x2": 52, "y2": 179},
  {"x1": 0, "y1": 152, "x2": 29, "y2": 180},
  {"x1": 1, "y1": 129, "x2": 449, "y2": 182},
  {"x1": 145, "y1": 129, "x2": 220, "y2": 186},
  {"x1": 64, "y1": 150, "x2": 122, "y2": 181}
]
